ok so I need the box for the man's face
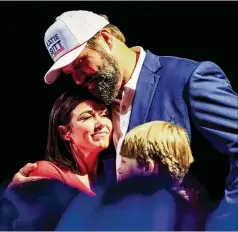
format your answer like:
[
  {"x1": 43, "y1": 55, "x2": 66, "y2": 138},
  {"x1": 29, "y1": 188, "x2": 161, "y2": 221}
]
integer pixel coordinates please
[
  {"x1": 62, "y1": 46, "x2": 123, "y2": 105},
  {"x1": 117, "y1": 156, "x2": 145, "y2": 181}
]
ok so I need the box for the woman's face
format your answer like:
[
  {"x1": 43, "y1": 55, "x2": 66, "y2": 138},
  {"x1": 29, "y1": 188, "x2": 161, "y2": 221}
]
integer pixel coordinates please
[{"x1": 60, "y1": 99, "x2": 113, "y2": 154}]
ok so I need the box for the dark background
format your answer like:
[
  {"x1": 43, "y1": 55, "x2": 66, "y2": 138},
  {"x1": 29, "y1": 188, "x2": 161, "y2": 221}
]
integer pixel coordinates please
[{"x1": 0, "y1": 1, "x2": 237, "y2": 184}]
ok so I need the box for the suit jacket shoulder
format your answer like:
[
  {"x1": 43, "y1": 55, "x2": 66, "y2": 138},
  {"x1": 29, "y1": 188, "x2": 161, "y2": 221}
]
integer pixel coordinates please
[{"x1": 3, "y1": 179, "x2": 79, "y2": 230}]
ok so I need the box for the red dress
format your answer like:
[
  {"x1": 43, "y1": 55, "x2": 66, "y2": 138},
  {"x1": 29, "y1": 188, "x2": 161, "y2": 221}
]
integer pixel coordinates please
[{"x1": 29, "y1": 160, "x2": 96, "y2": 196}]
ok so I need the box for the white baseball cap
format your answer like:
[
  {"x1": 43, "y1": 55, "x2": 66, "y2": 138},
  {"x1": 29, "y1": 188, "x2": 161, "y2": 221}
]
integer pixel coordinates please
[{"x1": 44, "y1": 10, "x2": 109, "y2": 84}]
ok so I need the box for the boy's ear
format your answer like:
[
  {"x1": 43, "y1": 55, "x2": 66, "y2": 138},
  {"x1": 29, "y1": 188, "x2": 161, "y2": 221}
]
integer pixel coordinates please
[{"x1": 144, "y1": 159, "x2": 155, "y2": 176}]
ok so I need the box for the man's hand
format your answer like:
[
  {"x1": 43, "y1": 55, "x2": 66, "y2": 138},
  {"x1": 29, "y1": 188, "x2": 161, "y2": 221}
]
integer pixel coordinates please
[{"x1": 7, "y1": 163, "x2": 48, "y2": 190}]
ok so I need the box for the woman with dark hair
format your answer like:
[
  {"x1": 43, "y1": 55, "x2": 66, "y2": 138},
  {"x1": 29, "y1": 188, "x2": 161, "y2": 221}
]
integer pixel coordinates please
[
  {"x1": 2, "y1": 88, "x2": 115, "y2": 230},
  {"x1": 29, "y1": 88, "x2": 114, "y2": 196}
]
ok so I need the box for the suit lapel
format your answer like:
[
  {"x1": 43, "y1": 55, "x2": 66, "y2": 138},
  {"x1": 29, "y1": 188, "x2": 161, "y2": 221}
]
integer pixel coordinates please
[{"x1": 127, "y1": 51, "x2": 161, "y2": 132}]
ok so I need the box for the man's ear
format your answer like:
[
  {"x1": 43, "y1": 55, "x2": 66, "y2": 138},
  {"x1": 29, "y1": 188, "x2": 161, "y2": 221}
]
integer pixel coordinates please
[
  {"x1": 99, "y1": 29, "x2": 113, "y2": 51},
  {"x1": 58, "y1": 125, "x2": 71, "y2": 141},
  {"x1": 144, "y1": 159, "x2": 155, "y2": 176}
]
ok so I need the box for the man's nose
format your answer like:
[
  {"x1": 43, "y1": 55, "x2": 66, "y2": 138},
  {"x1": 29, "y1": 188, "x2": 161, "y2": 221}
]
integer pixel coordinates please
[{"x1": 72, "y1": 71, "x2": 86, "y2": 85}]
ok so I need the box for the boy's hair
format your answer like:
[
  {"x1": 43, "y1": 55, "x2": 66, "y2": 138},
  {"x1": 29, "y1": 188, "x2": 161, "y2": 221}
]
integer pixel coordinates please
[{"x1": 120, "y1": 121, "x2": 194, "y2": 185}]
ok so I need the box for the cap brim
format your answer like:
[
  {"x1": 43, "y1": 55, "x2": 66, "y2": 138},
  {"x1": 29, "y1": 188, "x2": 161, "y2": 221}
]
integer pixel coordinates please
[{"x1": 44, "y1": 43, "x2": 87, "y2": 84}]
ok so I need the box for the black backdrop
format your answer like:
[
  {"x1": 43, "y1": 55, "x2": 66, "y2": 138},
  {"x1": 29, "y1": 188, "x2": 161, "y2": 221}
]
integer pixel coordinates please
[{"x1": 0, "y1": 1, "x2": 237, "y2": 184}]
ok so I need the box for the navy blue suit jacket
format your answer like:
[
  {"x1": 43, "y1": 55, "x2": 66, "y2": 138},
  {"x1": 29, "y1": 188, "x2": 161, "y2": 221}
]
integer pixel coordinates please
[
  {"x1": 0, "y1": 179, "x2": 79, "y2": 230},
  {"x1": 56, "y1": 175, "x2": 204, "y2": 231},
  {"x1": 108, "y1": 50, "x2": 238, "y2": 203}
]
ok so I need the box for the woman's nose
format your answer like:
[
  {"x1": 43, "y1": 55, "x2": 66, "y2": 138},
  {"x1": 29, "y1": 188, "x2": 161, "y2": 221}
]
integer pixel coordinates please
[
  {"x1": 95, "y1": 115, "x2": 105, "y2": 127},
  {"x1": 95, "y1": 123, "x2": 104, "y2": 133},
  {"x1": 95, "y1": 122, "x2": 103, "y2": 131}
]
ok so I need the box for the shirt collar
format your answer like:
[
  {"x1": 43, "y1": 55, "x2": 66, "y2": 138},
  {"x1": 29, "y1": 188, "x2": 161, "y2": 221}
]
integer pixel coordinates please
[{"x1": 124, "y1": 46, "x2": 146, "y2": 90}]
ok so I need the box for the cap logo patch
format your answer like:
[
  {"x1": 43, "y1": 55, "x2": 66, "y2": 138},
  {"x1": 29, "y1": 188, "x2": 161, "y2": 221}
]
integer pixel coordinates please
[{"x1": 46, "y1": 34, "x2": 65, "y2": 59}]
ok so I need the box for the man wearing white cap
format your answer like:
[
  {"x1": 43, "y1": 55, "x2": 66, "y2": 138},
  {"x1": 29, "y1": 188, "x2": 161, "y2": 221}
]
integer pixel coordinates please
[{"x1": 8, "y1": 9, "x2": 238, "y2": 227}]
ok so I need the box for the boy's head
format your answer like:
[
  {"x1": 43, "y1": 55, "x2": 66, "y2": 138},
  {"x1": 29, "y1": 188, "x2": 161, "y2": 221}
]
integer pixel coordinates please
[{"x1": 117, "y1": 121, "x2": 194, "y2": 186}]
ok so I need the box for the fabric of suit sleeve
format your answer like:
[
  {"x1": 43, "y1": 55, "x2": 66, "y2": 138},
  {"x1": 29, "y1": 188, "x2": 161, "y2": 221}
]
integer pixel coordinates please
[
  {"x1": 3, "y1": 179, "x2": 79, "y2": 230},
  {"x1": 0, "y1": 197, "x2": 19, "y2": 230},
  {"x1": 188, "y1": 61, "x2": 238, "y2": 203}
]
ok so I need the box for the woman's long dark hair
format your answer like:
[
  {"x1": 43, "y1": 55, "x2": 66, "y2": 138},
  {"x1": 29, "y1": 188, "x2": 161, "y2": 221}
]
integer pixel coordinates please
[{"x1": 45, "y1": 87, "x2": 112, "y2": 175}]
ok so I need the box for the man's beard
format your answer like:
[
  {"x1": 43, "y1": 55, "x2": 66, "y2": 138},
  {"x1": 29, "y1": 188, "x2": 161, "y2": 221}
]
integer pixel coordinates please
[{"x1": 89, "y1": 53, "x2": 121, "y2": 105}]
